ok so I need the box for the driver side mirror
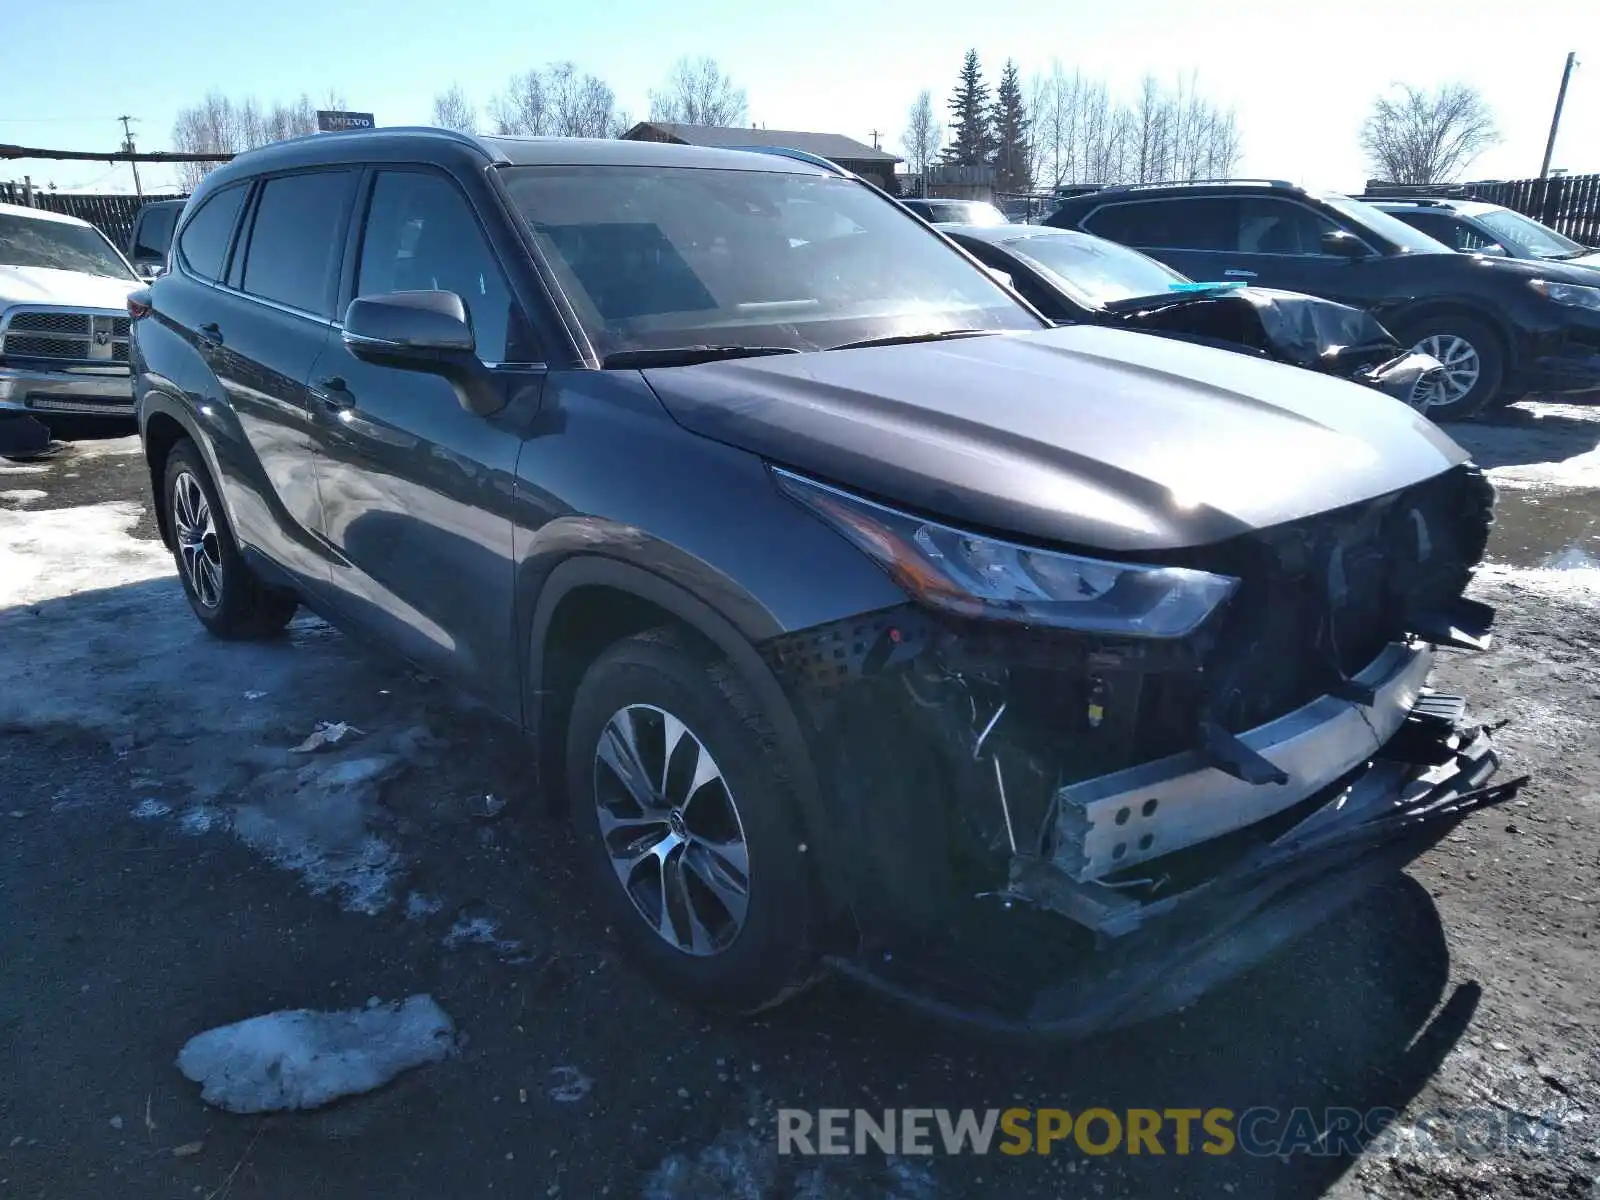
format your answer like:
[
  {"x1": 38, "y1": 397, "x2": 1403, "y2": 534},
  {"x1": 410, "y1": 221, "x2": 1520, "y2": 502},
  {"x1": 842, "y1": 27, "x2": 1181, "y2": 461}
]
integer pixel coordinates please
[
  {"x1": 984, "y1": 266, "x2": 1016, "y2": 290},
  {"x1": 342, "y1": 290, "x2": 502, "y2": 416},
  {"x1": 1321, "y1": 230, "x2": 1372, "y2": 260},
  {"x1": 1472, "y1": 242, "x2": 1510, "y2": 257}
]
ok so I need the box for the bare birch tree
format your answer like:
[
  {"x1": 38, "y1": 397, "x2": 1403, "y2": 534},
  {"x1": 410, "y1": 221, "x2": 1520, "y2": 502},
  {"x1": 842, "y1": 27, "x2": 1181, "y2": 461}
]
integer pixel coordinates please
[
  {"x1": 1025, "y1": 68, "x2": 1239, "y2": 188},
  {"x1": 170, "y1": 91, "x2": 330, "y2": 189},
  {"x1": 431, "y1": 84, "x2": 477, "y2": 134},
  {"x1": 901, "y1": 90, "x2": 942, "y2": 195},
  {"x1": 649, "y1": 56, "x2": 748, "y2": 126},
  {"x1": 491, "y1": 63, "x2": 627, "y2": 137},
  {"x1": 1359, "y1": 83, "x2": 1498, "y2": 184}
]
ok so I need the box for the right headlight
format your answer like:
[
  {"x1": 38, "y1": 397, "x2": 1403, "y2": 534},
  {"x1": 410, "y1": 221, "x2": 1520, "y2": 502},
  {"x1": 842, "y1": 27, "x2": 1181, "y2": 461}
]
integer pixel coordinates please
[
  {"x1": 773, "y1": 468, "x2": 1239, "y2": 638},
  {"x1": 1529, "y1": 279, "x2": 1600, "y2": 312}
]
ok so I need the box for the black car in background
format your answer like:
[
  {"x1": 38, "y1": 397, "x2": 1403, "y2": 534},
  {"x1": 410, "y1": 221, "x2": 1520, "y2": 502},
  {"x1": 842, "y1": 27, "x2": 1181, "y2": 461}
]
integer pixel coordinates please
[
  {"x1": 1048, "y1": 180, "x2": 1600, "y2": 418},
  {"x1": 126, "y1": 198, "x2": 184, "y2": 278},
  {"x1": 128, "y1": 130, "x2": 1509, "y2": 1035},
  {"x1": 901, "y1": 197, "x2": 1009, "y2": 226},
  {"x1": 941, "y1": 223, "x2": 1443, "y2": 408},
  {"x1": 1366, "y1": 196, "x2": 1600, "y2": 271}
]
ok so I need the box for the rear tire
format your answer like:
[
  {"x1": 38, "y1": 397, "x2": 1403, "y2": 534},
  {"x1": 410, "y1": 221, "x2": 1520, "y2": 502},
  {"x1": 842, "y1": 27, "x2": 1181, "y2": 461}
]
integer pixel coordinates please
[
  {"x1": 162, "y1": 439, "x2": 297, "y2": 639},
  {"x1": 1397, "y1": 314, "x2": 1505, "y2": 421},
  {"x1": 565, "y1": 628, "x2": 820, "y2": 1014}
]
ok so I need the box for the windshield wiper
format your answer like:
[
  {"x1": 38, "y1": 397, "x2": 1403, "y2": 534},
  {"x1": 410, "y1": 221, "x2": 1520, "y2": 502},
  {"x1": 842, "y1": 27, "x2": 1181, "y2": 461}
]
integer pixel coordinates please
[
  {"x1": 600, "y1": 345, "x2": 802, "y2": 369},
  {"x1": 824, "y1": 328, "x2": 996, "y2": 352}
]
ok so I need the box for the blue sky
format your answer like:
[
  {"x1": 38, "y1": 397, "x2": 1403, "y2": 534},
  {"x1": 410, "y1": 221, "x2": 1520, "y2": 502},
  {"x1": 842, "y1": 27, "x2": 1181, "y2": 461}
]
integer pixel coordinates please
[{"x1": 2, "y1": 0, "x2": 1595, "y2": 194}]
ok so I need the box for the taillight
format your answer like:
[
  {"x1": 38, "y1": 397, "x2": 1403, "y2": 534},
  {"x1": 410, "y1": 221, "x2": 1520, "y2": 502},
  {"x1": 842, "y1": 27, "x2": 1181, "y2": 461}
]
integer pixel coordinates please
[{"x1": 127, "y1": 288, "x2": 152, "y2": 321}]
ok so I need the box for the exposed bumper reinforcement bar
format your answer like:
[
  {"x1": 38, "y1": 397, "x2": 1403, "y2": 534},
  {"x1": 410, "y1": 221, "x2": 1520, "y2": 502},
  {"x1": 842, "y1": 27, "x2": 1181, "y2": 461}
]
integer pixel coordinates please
[
  {"x1": 1051, "y1": 641, "x2": 1435, "y2": 881},
  {"x1": 826, "y1": 724, "x2": 1527, "y2": 1040}
]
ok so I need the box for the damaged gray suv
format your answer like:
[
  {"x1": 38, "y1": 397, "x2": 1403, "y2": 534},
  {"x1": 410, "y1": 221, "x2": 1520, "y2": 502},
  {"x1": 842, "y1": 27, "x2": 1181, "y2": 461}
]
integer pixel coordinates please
[{"x1": 129, "y1": 129, "x2": 1519, "y2": 1036}]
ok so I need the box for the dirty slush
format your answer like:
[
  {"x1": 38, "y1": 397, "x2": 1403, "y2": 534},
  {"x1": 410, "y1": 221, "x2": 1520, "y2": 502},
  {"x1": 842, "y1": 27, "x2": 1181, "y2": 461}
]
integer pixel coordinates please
[{"x1": 2, "y1": 408, "x2": 1597, "y2": 1200}]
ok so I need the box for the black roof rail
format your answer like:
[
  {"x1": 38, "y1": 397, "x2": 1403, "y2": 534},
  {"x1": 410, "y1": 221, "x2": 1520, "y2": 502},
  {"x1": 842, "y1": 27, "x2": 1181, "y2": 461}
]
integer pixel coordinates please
[
  {"x1": 1095, "y1": 177, "x2": 1300, "y2": 194},
  {"x1": 247, "y1": 124, "x2": 504, "y2": 163},
  {"x1": 726, "y1": 144, "x2": 849, "y2": 176},
  {"x1": 1361, "y1": 194, "x2": 1455, "y2": 206}
]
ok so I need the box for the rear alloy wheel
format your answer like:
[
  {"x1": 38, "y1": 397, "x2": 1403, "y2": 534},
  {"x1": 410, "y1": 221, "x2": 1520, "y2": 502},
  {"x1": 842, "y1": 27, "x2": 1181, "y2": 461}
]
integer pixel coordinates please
[
  {"x1": 163, "y1": 439, "x2": 297, "y2": 639},
  {"x1": 566, "y1": 629, "x2": 819, "y2": 1013},
  {"x1": 1400, "y1": 315, "x2": 1505, "y2": 420}
]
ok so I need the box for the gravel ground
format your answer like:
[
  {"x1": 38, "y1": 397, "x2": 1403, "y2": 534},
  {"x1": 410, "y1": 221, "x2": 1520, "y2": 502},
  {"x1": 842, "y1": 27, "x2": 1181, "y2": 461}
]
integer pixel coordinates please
[{"x1": 1, "y1": 404, "x2": 1597, "y2": 1200}]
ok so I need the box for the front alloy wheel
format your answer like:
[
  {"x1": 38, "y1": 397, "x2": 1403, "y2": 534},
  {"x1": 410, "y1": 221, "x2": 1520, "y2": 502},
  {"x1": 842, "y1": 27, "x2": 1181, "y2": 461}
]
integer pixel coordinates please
[
  {"x1": 172, "y1": 469, "x2": 223, "y2": 609},
  {"x1": 1408, "y1": 334, "x2": 1481, "y2": 414},
  {"x1": 565, "y1": 628, "x2": 819, "y2": 1013},
  {"x1": 593, "y1": 703, "x2": 752, "y2": 956}
]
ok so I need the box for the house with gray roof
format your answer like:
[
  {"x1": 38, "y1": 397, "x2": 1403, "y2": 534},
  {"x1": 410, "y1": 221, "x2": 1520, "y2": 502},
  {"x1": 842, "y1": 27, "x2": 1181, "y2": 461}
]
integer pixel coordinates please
[{"x1": 621, "y1": 123, "x2": 902, "y2": 193}]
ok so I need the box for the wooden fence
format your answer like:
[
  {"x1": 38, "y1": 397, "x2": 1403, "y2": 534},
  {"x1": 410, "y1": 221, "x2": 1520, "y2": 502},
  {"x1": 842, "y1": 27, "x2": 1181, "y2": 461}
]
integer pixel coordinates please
[{"x1": 0, "y1": 183, "x2": 187, "y2": 251}]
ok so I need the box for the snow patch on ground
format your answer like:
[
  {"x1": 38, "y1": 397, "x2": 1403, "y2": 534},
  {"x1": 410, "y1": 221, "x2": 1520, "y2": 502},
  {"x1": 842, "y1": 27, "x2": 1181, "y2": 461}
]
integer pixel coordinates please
[
  {"x1": 644, "y1": 1130, "x2": 775, "y2": 1200},
  {"x1": 0, "y1": 500, "x2": 171, "y2": 608},
  {"x1": 644, "y1": 1129, "x2": 942, "y2": 1200},
  {"x1": 176, "y1": 995, "x2": 455, "y2": 1113},
  {"x1": 178, "y1": 805, "x2": 227, "y2": 836},
  {"x1": 1473, "y1": 561, "x2": 1600, "y2": 610},
  {"x1": 0, "y1": 501, "x2": 438, "y2": 917},
  {"x1": 442, "y1": 915, "x2": 523, "y2": 956},
  {"x1": 0, "y1": 462, "x2": 49, "y2": 476},
  {"x1": 63, "y1": 435, "x2": 144, "y2": 461},
  {"x1": 0, "y1": 489, "x2": 47, "y2": 505},
  {"x1": 404, "y1": 892, "x2": 443, "y2": 920},
  {"x1": 230, "y1": 752, "x2": 408, "y2": 915}
]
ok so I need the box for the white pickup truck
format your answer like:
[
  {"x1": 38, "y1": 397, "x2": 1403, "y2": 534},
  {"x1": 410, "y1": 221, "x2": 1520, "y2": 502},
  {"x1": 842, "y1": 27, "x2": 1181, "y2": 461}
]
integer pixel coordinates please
[{"x1": 0, "y1": 201, "x2": 142, "y2": 422}]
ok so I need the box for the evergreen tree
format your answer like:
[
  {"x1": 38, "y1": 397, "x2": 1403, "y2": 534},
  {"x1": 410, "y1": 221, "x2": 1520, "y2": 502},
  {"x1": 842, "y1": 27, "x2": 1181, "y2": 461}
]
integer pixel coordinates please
[
  {"x1": 991, "y1": 59, "x2": 1032, "y2": 191},
  {"x1": 941, "y1": 50, "x2": 995, "y2": 166}
]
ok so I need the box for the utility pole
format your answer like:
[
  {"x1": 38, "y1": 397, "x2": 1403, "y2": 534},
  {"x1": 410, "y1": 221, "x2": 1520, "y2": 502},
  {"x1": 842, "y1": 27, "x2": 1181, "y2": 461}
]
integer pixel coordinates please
[
  {"x1": 1539, "y1": 52, "x2": 1577, "y2": 179},
  {"x1": 869, "y1": 129, "x2": 881, "y2": 150},
  {"x1": 118, "y1": 114, "x2": 143, "y2": 197}
]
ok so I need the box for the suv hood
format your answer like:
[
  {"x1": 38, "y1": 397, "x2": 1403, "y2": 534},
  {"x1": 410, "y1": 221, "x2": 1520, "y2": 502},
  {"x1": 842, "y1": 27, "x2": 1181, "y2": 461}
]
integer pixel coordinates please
[
  {"x1": 643, "y1": 325, "x2": 1468, "y2": 553},
  {"x1": 0, "y1": 265, "x2": 139, "y2": 311},
  {"x1": 1465, "y1": 252, "x2": 1600, "y2": 286}
]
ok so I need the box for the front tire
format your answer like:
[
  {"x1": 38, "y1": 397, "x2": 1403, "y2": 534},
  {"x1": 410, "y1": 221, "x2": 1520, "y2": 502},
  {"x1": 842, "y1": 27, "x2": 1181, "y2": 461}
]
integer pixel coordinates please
[
  {"x1": 565, "y1": 628, "x2": 819, "y2": 1014},
  {"x1": 162, "y1": 439, "x2": 297, "y2": 639},
  {"x1": 1399, "y1": 314, "x2": 1505, "y2": 421}
]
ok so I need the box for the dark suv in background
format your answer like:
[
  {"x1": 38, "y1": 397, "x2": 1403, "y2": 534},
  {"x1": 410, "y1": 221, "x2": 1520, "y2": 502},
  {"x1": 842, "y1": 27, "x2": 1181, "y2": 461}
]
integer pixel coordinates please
[
  {"x1": 126, "y1": 198, "x2": 184, "y2": 279},
  {"x1": 128, "y1": 130, "x2": 1512, "y2": 1035},
  {"x1": 1048, "y1": 180, "x2": 1600, "y2": 417},
  {"x1": 1365, "y1": 196, "x2": 1600, "y2": 271}
]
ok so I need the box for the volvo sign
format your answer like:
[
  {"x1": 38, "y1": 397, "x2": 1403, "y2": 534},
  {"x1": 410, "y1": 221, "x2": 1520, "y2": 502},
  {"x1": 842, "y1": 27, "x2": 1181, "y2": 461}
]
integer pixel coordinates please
[{"x1": 316, "y1": 111, "x2": 376, "y2": 133}]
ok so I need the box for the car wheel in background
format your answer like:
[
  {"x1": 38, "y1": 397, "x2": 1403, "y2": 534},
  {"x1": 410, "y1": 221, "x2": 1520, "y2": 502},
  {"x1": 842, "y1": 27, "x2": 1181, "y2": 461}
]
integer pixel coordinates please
[
  {"x1": 565, "y1": 628, "x2": 820, "y2": 1014},
  {"x1": 1398, "y1": 314, "x2": 1505, "y2": 421},
  {"x1": 162, "y1": 439, "x2": 297, "y2": 639}
]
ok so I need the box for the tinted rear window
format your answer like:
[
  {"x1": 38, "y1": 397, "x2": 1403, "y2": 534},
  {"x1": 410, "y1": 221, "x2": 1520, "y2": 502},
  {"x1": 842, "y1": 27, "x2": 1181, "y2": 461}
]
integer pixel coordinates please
[
  {"x1": 176, "y1": 186, "x2": 246, "y2": 281},
  {"x1": 1084, "y1": 198, "x2": 1238, "y2": 251},
  {"x1": 133, "y1": 205, "x2": 178, "y2": 259},
  {"x1": 240, "y1": 171, "x2": 357, "y2": 316}
]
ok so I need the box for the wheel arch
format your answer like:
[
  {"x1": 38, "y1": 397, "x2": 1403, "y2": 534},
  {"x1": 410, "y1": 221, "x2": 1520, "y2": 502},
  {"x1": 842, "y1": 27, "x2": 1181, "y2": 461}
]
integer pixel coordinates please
[
  {"x1": 526, "y1": 555, "x2": 845, "y2": 915},
  {"x1": 139, "y1": 394, "x2": 209, "y2": 550},
  {"x1": 1384, "y1": 301, "x2": 1515, "y2": 369}
]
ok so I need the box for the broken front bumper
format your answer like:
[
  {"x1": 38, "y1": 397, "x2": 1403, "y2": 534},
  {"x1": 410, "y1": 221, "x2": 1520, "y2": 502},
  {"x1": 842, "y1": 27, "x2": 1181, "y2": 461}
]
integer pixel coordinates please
[{"x1": 828, "y1": 716, "x2": 1523, "y2": 1039}]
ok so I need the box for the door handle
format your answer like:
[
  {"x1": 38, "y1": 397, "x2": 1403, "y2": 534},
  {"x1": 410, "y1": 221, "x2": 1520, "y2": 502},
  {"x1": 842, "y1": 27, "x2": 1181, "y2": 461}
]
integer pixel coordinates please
[
  {"x1": 310, "y1": 375, "x2": 354, "y2": 412},
  {"x1": 197, "y1": 322, "x2": 224, "y2": 349},
  {"x1": 1222, "y1": 269, "x2": 1257, "y2": 278}
]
